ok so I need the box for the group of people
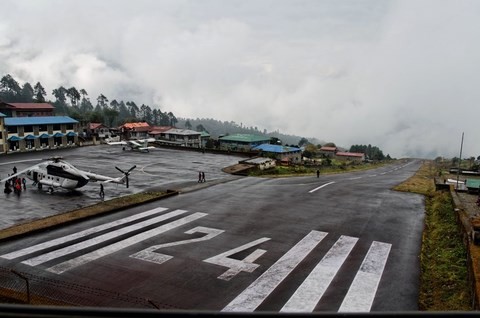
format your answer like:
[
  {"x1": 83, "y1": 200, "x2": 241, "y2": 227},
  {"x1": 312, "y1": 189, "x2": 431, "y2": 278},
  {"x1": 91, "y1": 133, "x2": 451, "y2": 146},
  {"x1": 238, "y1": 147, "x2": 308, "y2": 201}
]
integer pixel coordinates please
[
  {"x1": 4, "y1": 166, "x2": 26, "y2": 195},
  {"x1": 198, "y1": 171, "x2": 206, "y2": 183}
]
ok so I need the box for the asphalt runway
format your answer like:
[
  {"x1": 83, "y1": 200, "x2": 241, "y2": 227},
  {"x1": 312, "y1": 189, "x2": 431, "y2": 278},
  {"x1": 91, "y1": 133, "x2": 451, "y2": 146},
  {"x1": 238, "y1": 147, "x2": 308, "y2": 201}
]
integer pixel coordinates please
[
  {"x1": 0, "y1": 145, "x2": 246, "y2": 230},
  {"x1": 0, "y1": 158, "x2": 425, "y2": 312}
]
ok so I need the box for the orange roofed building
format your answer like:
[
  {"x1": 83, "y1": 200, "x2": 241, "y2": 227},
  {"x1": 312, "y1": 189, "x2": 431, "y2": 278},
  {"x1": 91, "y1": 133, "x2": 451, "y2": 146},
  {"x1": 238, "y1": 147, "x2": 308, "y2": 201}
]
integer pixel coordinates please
[{"x1": 119, "y1": 122, "x2": 151, "y2": 139}]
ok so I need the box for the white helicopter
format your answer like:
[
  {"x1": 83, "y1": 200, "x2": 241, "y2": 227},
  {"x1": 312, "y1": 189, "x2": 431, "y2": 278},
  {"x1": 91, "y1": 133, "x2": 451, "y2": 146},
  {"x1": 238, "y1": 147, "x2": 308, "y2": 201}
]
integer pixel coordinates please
[
  {"x1": 106, "y1": 138, "x2": 156, "y2": 153},
  {"x1": 1, "y1": 156, "x2": 136, "y2": 194}
]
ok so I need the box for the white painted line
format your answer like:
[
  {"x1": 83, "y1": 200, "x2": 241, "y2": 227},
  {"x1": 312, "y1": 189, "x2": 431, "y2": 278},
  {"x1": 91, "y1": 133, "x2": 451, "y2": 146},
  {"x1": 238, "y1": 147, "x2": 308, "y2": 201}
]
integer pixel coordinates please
[
  {"x1": 47, "y1": 212, "x2": 207, "y2": 274},
  {"x1": 0, "y1": 159, "x2": 42, "y2": 166},
  {"x1": 309, "y1": 182, "x2": 335, "y2": 193},
  {"x1": 131, "y1": 226, "x2": 224, "y2": 264},
  {"x1": 22, "y1": 209, "x2": 187, "y2": 266},
  {"x1": 1, "y1": 207, "x2": 169, "y2": 260},
  {"x1": 222, "y1": 230, "x2": 327, "y2": 312},
  {"x1": 338, "y1": 241, "x2": 391, "y2": 312},
  {"x1": 281, "y1": 235, "x2": 358, "y2": 312},
  {"x1": 204, "y1": 237, "x2": 271, "y2": 281}
]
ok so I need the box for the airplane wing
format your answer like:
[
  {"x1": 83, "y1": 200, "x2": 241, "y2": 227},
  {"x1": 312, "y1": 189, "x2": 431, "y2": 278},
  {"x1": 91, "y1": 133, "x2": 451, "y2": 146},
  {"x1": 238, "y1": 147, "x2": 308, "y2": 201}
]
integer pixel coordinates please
[
  {"x1": 128, "y1": 140, "x2": 142, "y2": 148},
  {"x1": 107, "y1": 141, "x2": 128, "y2": 146},
  {"x1": 137, "y1": 138, "x2": 156, "y2": 143}
]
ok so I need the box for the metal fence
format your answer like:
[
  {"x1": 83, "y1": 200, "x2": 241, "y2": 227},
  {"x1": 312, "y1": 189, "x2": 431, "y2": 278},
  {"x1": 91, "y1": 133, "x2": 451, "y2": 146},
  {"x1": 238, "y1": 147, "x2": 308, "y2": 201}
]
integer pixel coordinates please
[{"x1": 0, "y1": 266, "x2": 178, "y2": 310}]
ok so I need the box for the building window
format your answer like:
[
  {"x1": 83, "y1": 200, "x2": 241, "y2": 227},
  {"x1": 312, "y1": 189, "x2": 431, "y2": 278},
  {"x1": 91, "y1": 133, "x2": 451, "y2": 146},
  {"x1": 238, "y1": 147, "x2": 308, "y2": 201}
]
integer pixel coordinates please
[
  {"x1": 38, "y1": 125, "x2": 47, "y2": 131},
  {"x1": 7, "y1": 126, "x2": 17, "y2": 133},
  {"x1": 24, "y1": 125, "x2": 33, "y2": 133},
  {"x1": 53, "y1": 124, "x2": 61, "y2": 130}
]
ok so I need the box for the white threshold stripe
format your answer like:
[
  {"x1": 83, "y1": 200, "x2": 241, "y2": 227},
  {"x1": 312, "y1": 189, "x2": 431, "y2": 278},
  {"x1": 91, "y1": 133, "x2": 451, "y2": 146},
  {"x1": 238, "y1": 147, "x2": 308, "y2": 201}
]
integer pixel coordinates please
[
  {"x1": 338, "y1": 241, "x2": 391, "y2": 312},
  {"x1": 309, "y1": 182, "x2": 335, "y2": 193},
  {"x1": 22, "y1": 209, "x2": 187, "y2": 266},
  {"x1": 222, "y1": 230, "x2": 327, "y2": 312},
  {"x1": 280, "y1": 235, "x2": 358, "y2": 312},
  {"x1": 47, "y1": 212, "x2": 208, "y2": 274},
  {"x1": 1, "y1": 207, "x2": 168, "y2": 260}
]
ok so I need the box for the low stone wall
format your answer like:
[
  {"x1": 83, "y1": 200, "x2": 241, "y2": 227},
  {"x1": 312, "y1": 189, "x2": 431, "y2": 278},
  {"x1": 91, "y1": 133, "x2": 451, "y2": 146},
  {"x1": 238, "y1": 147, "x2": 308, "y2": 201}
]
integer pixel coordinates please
[{"x1": 450, "y1": 188, "x2": 480, "y2": 309}]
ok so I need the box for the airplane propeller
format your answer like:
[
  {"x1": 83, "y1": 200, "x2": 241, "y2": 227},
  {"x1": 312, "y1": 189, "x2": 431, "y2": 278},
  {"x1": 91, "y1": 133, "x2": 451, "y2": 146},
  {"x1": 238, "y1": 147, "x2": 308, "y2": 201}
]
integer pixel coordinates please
[{"x1": 115, "y1": 165, "x2": 137, "y2": 188}]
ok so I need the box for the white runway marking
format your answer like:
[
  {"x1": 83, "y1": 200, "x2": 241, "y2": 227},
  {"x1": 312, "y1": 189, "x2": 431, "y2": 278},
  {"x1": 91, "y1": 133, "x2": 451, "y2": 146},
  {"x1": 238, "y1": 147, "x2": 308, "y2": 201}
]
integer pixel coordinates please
[
  {"x1": 1, "y1": 207, "x2": 169, "y2": 260},
  {"x1": 22, "y1": 209, "x2": 187, "y2": 266},
  {"x1": 0, "y1": 158, "x2": 42, "y2": 166},
  {"x1": 222, "y1": 230, "x2": 327, "y2": 312},
  {"x1": 309, "y1": 182, "x2": 335, "y2": 193},
  {"x1": 280, "y1": 235, "x2": 358, "y2": 312},
  {"x1": 338, "y1": 241, "x2": 391, "y2": 312},
  {"x1": 47, "y1": 212, "x2": 208, "y2": 274},
  {"x1": 131, "y1": 226, "x2": 224, "y2": 264}
]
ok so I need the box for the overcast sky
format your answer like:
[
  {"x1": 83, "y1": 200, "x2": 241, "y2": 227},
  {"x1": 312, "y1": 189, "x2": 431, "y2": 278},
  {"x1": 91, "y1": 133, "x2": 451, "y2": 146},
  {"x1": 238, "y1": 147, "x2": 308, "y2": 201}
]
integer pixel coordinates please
[{"x1": 1, "y1": 0, "x2": 479, "y2": 159}]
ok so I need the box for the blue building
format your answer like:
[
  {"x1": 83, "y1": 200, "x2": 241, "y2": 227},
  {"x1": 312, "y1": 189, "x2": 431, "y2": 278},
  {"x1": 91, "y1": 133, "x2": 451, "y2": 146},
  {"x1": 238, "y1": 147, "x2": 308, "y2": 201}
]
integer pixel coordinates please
[{"x1": 1, "y1": 116, "x2": 79, "y2": 154}]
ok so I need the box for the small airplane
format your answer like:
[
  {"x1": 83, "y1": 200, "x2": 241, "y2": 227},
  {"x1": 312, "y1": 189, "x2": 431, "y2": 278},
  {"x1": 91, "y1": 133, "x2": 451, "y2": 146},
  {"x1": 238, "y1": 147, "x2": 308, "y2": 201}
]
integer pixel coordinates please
[
  {"x1": 1, "y1": 156, "x2": 136, "y2": 194},
  {"x1": 106, "y1": 138, "x2": 156, "y2": 153}
]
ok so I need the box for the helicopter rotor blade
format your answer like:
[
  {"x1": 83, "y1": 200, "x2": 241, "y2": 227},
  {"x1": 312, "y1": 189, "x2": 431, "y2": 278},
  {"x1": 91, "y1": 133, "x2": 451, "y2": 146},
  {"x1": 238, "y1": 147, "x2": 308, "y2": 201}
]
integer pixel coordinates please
[{"x1": 115, "y1": 165, "x2": 136, "y2": 188}]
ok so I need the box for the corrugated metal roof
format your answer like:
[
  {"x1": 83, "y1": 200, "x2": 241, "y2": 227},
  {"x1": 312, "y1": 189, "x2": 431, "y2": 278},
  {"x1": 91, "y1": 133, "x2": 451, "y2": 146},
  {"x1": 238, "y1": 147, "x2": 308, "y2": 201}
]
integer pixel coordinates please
[
  {"x1": 5, "y1": 116, "x2": 78, "y2": 126},
  {"x1": 121, "y1": 122, "x2": 150, "y2": 129},
  {"x1": 5, "y1": 102, "x2": 55, "y2": 109},
  {"x1": 0, "y1": 112, "x2": 5, "y2": 117},
  {"x1": 253, "y1": 143, "x2": 301, "y2": 153},
  {"x1": 219, "y1": 134, "x2": 270, "y2": 143},
  {"x1": 336, "y1": 152, "x2": 364, "y2": 157},
  {"x1": 89, "y1": 122, "x2": 107, "y2": 129},
  {"x1": 320, "y1": 146, "x2": 337, "y2": 151},
  {"x1": 165, "y1": 128, "x2": 201, "y2": 136}
]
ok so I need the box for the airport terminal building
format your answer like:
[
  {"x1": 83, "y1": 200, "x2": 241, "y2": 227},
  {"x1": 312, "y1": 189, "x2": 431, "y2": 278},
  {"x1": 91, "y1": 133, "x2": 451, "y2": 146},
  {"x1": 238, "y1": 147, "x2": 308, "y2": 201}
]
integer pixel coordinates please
[{"x1": 0, "y1": 102, "x2": 79, "y2": 154}]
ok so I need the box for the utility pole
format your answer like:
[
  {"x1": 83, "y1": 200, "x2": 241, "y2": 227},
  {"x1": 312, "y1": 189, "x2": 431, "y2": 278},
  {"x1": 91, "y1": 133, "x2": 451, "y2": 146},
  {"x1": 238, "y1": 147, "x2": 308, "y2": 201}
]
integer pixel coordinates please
[{"x1": 456, "y1": 132, "x2": 464, "y2": 190}]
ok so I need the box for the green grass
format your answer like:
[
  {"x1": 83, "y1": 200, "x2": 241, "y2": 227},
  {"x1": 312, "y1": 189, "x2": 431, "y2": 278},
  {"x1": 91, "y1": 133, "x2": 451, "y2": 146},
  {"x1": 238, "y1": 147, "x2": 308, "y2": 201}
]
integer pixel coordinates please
[
  {"x1": 394, "y1": 161, "x2": 471, "y2": 310},
  {"x1": 248, "y1": 160, "x2": 392, "y2": 177}
]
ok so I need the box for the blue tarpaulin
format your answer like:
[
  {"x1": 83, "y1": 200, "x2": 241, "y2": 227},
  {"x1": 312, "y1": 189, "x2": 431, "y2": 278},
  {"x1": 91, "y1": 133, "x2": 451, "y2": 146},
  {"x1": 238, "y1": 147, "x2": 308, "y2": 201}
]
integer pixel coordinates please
[{"x1": 7, "y1": 135, "x2": 22, "y2": 141}]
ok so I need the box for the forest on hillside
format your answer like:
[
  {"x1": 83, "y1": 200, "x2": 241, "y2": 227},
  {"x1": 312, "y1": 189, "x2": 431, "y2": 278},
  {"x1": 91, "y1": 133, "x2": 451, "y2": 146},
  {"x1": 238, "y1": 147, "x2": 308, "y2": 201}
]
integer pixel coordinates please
[
  {"x1": 0, "y1": 73, "x2": 322, "y2": 146},
  {"x1": 0, "y1": 73, "x2": 390, "y2": 159}
]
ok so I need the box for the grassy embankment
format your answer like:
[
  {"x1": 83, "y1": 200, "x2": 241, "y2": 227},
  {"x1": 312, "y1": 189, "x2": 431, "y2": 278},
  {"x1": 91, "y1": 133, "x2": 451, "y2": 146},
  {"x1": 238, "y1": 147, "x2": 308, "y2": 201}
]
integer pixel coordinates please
[{"x1": 393, "y1": 161, "x2": 471, "y2": 310}]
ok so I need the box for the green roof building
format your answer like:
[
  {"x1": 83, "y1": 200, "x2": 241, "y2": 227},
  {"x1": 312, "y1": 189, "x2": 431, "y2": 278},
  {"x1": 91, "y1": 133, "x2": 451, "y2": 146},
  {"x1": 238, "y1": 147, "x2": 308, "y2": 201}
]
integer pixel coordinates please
[{"x1": 218, "y1": 133, "x2": 271, "y2": 152}]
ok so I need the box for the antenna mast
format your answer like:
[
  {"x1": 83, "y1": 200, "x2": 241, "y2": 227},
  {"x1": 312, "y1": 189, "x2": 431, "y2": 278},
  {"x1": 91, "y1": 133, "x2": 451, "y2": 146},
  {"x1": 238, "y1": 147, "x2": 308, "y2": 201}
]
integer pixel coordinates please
[{"x1": 456, "y1": 132, "x2": 464, "y2": 190}]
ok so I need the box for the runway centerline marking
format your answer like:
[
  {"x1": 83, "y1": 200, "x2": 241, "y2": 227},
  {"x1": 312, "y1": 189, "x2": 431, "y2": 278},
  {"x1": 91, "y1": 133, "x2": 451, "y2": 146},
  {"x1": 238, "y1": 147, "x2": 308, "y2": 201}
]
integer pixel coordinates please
[{"x1": 309, "y1": 181, "x2": 335, "y2": 193}]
